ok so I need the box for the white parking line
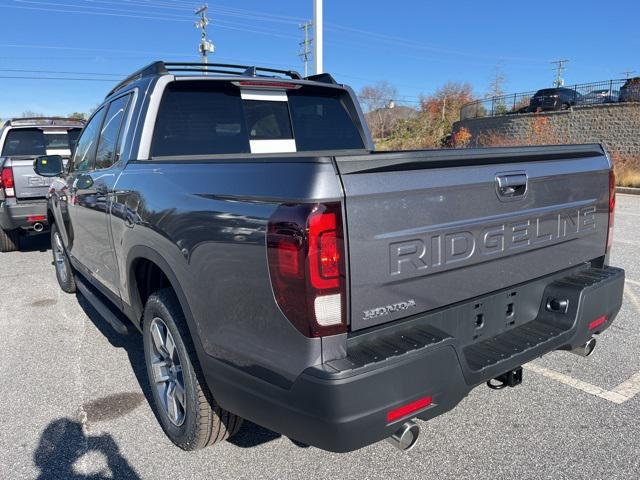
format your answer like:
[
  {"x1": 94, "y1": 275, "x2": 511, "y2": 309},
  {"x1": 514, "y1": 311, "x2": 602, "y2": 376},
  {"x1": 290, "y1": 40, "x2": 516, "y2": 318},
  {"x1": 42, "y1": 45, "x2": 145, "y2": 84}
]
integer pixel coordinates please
[
  {"x1": 615, "y1": 210, "x2": 640, "y2": 218},
  {"x1": 624, "y1": 284, "x2": 640, "y2": 312},
  {"x1": 615, "y1": 238, "x2": 640, "y2": 246},
  {"x1": 525, "y1": 279, "x2": 640, "y2": 404},
  {"x1": 525, "y1": 364, "x2": 639, "y2": 404}
]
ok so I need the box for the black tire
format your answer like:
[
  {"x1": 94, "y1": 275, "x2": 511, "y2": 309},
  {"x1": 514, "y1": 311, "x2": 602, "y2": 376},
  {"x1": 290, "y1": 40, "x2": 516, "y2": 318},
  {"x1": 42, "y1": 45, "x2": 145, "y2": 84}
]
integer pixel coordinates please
[
  {"x1": 0, "y1": 228, "x2": 20, "y2": 252},
  {"x1": 143, "y1": 288, "x2": 242, "y2": 450},
  {"x1": 561, "y1": 103, "x2": 570, "y2": 110},
  {"x1": 51, "y1": 223, "x2": 76, "y2": 293}
]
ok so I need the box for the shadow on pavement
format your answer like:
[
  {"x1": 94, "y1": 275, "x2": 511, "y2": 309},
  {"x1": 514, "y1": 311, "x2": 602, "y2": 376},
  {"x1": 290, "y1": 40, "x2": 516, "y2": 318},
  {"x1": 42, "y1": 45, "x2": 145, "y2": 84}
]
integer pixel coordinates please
[
  {"x1": 75, "y1": 293, "x2": 286, "y2": 449},
  {"x1": 34, "y1": 418, "x2": 140, "y2": 480},
  {"x1": 19, "y1": 232, "x2": 50, "y2": 253},
  {"x1": 75, "y1": 295, "x2": 152, "y2": 406}
]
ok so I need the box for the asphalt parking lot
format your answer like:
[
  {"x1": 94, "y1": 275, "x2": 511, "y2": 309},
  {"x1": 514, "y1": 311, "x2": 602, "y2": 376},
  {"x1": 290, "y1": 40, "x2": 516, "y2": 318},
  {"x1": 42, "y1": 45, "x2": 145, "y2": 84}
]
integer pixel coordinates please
[{"x1": 1, "y1": 194, "x2": 639, "y2": 480}]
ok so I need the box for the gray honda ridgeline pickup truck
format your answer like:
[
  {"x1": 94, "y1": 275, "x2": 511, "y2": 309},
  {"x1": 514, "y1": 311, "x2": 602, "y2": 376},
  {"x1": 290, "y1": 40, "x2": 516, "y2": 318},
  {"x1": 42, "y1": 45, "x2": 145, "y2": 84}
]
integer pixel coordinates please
[
  {"x1": 0, "y1": 117, "x2": 83, "y2": 251},
  {"x1": 34, "y1": 62, "x2": 624, "y2": 453}
]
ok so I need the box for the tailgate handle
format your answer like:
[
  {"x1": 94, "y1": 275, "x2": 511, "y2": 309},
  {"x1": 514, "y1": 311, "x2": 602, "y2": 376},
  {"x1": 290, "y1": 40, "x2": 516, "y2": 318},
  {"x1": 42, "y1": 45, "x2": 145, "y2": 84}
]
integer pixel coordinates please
[{"x1": 496, "y1": 173, "x2": 527, "y2": 199}]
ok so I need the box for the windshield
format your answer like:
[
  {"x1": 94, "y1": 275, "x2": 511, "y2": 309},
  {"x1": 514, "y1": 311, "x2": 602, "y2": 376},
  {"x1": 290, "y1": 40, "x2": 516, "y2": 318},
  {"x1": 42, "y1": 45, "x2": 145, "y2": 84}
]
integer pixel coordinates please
[{"x1": 1, "y1": 128, "x2": 82, "y2": 156}]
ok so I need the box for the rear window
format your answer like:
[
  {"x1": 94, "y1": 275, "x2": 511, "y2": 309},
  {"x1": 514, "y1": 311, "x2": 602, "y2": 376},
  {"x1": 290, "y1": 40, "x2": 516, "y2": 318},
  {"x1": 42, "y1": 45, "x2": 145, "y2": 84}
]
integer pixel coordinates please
[
  {"x1": 1, "y1": 127, "x2": 82, "y2": 156},
  {"x1": 151, "y1": 81, "x2": 364, "y2": 157}
]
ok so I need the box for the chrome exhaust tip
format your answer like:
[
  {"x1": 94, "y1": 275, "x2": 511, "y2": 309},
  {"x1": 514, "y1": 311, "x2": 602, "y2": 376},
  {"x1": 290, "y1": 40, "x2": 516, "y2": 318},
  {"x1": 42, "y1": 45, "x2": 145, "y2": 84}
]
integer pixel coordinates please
[
  {"x1": 570, "y1": 337, "x2": 597, "y2": 357},
  {"x1": 33, "y1": 222, "x2": 44, "y2": 233},
  {"x1": 386, "y1": 421, "x2": 420, "y2": 452}
]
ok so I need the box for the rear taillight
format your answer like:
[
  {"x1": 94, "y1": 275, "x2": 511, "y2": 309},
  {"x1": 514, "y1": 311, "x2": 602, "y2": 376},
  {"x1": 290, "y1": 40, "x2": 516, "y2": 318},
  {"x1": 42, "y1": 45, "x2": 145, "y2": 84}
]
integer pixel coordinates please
[
  {"x1": 0, "y1": 167, "x2": 15, "y2": 197},
  {"x1": 267, "y1": 203, "x2": 347, "y2": 337},
  {"x1": 606, "y1": 169, "x2": 615, "y2": 254}
]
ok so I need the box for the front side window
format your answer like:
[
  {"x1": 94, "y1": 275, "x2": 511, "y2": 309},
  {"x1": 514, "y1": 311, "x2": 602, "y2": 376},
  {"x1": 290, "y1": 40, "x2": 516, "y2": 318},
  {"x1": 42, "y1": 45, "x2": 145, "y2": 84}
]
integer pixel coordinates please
[
  {"x1": 95, "y1": 94, "x2": 132, "y2": 169},
  {"x1": 73, "y1": 108, "x2": 106, "y2": 172}
]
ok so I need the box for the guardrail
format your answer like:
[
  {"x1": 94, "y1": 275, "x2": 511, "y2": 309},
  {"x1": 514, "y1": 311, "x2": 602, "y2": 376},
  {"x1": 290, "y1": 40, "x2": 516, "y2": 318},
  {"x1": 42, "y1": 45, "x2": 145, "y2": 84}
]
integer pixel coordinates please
[{"x1": 460, "y1": 78, "x2": 637, "y2": 120}]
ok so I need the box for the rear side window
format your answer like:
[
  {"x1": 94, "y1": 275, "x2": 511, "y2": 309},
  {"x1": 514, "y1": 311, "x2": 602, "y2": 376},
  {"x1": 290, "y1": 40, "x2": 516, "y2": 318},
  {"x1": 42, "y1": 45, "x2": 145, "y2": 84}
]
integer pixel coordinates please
[{"x1": 151, "y1": 81, "x2": 364, "y2": 157}]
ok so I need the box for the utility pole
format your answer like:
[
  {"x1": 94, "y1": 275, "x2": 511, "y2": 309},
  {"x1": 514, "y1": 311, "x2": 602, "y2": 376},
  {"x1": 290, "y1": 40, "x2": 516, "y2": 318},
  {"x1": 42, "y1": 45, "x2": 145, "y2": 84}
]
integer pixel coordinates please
[
  {"x1": 551, "y1": 59, "x2": 568, "y2": 87},
  {"x1": 620, "y1": 70, "x2": 636, "y2": 79},
  {"x1": 298, "y1": 21, "x2": 313, "y2": 78},
  {"x1": 195, "y1": 4, "x2": 214, "y2": 66},
  {"x1": 313, "y1": 0, "x2": 323, "y2": 74}
]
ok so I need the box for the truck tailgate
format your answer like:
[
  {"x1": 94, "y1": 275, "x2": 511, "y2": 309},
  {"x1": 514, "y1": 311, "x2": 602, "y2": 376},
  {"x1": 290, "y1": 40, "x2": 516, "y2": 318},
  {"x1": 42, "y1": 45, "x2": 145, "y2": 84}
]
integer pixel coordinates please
[
  {"x1": 335, "y1": 145, "x2": 611, "y2": 331},
  {"x1": 8, "y1": 157, "x2": 56, "y2": 200}
]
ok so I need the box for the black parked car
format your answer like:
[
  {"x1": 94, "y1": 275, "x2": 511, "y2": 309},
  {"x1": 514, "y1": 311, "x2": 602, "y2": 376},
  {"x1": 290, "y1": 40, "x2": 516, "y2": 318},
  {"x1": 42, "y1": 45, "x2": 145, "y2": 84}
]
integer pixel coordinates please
[
  {"x1": 619, "y1": 77, "x2": 640, "y2": 102},
  {"x1": 528, "y1": 87, "x2": 581, "y2": 112}
]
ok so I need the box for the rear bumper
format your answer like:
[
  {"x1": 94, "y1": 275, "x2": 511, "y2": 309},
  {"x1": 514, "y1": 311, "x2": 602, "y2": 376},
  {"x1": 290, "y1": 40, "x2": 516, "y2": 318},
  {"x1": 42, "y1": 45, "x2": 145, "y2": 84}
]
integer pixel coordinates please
[
  {"x1": 0, "y1": 198, "x2": 48, "y2": 231},
  {"x1": 202, "y1": 265, "x2": 624, "y2": 452}
]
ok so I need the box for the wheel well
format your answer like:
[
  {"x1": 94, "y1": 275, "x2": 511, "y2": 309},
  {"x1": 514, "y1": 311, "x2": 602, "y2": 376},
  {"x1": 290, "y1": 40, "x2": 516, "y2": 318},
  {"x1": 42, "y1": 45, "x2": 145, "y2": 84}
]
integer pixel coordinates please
[{"x1": 132, "y1": 258, "x2": 172, "y2": 311}]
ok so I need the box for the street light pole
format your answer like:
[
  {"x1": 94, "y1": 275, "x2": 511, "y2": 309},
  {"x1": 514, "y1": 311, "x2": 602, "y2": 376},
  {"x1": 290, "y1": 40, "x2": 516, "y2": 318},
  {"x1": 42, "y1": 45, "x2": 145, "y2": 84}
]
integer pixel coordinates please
[{"x1": 313, "y1": 0, "x2": 323, "y2": 74}]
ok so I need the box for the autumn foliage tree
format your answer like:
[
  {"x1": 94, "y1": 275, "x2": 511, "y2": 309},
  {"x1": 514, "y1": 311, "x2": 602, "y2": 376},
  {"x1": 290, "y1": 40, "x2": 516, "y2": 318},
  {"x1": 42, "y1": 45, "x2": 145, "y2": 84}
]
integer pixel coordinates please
[{"x1": 379, "y1": 82, "x2": 475, "y2": 150}]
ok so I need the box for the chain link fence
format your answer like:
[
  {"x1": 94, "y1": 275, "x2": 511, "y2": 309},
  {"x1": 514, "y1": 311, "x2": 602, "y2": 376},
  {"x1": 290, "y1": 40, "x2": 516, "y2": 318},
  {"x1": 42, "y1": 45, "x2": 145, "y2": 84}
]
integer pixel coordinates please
[{"x1": 461, "y1": 78, "x2": 639, "y2": 120}]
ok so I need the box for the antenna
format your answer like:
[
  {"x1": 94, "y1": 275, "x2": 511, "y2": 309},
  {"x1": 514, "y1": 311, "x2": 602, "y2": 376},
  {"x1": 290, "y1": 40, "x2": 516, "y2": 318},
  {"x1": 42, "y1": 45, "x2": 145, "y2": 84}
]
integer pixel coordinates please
[{"x1": 195, "y1": 4, "x2": 214, "y2": 68}]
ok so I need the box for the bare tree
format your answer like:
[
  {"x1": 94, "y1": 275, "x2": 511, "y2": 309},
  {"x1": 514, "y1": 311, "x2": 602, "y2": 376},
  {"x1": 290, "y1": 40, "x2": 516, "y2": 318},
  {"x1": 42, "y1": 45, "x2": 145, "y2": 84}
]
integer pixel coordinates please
[
  {"x1": 21, "y1": 110, "x2": 45, "y2": 118},
  {"x1": 359, "y1": 81, "x2": 399, "y2": 139},
  {"x1": 486, "y1": 65, "x2": 506, "y2": 99}
]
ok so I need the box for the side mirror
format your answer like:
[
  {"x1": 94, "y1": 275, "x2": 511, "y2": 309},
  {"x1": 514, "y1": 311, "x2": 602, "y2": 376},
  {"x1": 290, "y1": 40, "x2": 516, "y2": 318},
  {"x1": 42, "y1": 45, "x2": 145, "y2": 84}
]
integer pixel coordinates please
[{"x1": 33, "y1": 155, "x2": 64, "y2": 177}]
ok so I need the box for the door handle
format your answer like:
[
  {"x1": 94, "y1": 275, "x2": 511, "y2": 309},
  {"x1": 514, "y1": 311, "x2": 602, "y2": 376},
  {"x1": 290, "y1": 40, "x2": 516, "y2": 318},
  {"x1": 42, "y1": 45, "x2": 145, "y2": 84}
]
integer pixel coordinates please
[{"x1": 496, "y1": 173, "x2": 527, "y2": 199}]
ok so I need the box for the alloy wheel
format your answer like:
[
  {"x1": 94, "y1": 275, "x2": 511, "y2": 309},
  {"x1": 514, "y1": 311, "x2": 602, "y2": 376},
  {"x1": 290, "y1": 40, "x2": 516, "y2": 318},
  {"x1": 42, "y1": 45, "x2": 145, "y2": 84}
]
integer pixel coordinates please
[{"x1": 149, "y1": 317, "x2": 187, "y2": 426}]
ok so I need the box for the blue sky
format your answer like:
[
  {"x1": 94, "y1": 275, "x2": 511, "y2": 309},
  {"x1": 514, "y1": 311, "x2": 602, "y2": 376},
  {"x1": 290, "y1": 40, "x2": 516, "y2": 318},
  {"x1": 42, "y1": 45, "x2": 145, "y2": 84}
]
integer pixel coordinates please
[{"x1": 0, "y1": 0, "x2": 638, "y2": 117}]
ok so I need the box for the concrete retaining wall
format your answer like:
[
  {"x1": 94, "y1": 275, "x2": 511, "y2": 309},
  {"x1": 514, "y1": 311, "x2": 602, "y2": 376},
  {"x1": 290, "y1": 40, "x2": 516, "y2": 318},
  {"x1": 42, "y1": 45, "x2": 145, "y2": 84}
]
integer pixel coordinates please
[{"x1": 453, "y1": 102, "x2": 640, "y2": 156}]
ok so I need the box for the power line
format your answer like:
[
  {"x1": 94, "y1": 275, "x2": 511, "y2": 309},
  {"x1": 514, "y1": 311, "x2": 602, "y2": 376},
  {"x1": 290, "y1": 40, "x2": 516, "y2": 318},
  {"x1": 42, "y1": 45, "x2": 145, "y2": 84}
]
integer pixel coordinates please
[
  {"x1": 0, "y1": 68, "x2": 124, "y2": 77},
  {"x1": 0, "y1": 75, "x2": 116, "y2": 82}
]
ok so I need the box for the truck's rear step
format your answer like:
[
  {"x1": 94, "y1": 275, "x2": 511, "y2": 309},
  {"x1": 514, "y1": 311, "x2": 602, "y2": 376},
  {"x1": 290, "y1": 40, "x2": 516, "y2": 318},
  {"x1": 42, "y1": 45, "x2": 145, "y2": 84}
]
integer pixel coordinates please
[{"x1": 317, "y1": 266, "x2": 623, "y2": 386}]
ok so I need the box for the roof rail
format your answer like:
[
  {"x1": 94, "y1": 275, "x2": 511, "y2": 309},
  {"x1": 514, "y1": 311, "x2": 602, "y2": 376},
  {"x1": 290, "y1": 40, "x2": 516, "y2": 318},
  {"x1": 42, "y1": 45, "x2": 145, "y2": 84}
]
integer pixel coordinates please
[
  {"x1": 6, "y1": 117, "x2": 85, "y2": 127},
  {"x1": 105, "y1": 61, "x2": 303, "y2": 99},
  {"x1": 105, "y1": 61, "x2": 168, "y2": 99},
  {"x1": 163, "y1": 62, "x2": 302, "y2": 80}
]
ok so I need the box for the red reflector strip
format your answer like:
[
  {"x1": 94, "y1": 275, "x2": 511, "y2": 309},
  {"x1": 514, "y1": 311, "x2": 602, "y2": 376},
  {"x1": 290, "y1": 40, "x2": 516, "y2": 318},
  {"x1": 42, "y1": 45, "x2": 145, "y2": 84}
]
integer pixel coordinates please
[
  {"x1": 588, "y1": 315, "x2": 607, "y2": 331},
  {"x1": 386, "y1": 396, "x2": 433, "y2": 423},
  {"x1": 26, "y1": 215, "x2": 46, "y2": 223}
]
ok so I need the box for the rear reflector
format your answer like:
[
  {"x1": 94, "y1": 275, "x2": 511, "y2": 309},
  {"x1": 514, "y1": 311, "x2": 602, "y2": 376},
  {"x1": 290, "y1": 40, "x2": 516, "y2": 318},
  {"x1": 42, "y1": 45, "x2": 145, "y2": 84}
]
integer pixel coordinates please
[
  {"x1": 27, "y1": 215, "x2": 46, "y2": 223},
  {"x1": 588, "y1": 315, "x2": 607, "y2": 331},
  {"x1": 387, "y1": 396, "x2": 433, "y2": 423}
]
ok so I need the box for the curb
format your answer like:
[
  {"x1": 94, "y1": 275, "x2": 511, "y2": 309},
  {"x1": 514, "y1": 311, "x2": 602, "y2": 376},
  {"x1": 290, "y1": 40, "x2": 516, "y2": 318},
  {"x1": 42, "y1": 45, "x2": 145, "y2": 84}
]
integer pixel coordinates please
[{"x1": 616, "y1": 187, "x2": 640, "y2": 195}]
